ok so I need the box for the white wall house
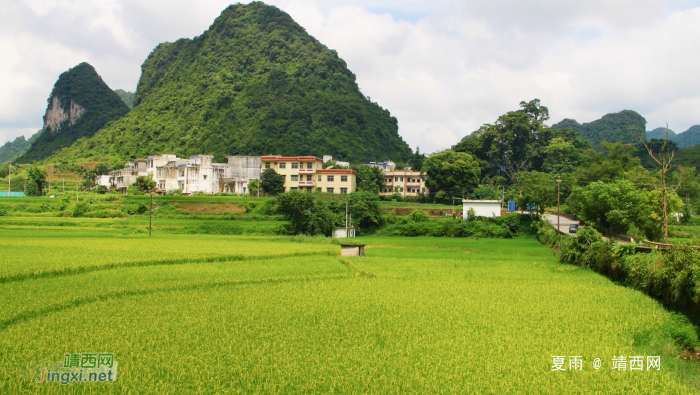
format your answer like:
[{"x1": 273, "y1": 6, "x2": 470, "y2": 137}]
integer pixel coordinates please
[
  {"x1": 462, "y1": 200, "x2": 502, "y2": 219},
  {"x1": 94, "y1": 175, "x2": 112, "y2": 188}
]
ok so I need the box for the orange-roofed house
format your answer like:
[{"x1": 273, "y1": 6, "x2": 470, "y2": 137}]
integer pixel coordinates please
[{"x1": 261, "y1": 156, "x2": 357, "y2": 194}]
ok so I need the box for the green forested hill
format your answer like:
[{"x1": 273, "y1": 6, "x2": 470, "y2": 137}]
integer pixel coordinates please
[
  {"x1": 647, "y1": 125, "x2": 700, "y2": 148},
  {"x1": 114, "y1": 89, "x2": 135, "y2": 109},
  {"x1": 50, "y1": 2, "x2": 412, "y2": 166},
  {"x1": 17, "y1": 63, "x2": 130, "y2": 163},
  {"x1": 0, "y1": 132, "x2": 40, "y2": 164},
  {"x1": 552, "y1": 110, "x2": 646, "y2": 151}
]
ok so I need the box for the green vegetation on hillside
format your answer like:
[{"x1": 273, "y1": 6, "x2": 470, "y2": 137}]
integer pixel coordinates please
[
  {"x1": 114, "y1": 89, "x2": 135, "y2": 109},
  {"x1": 17, "y1": 63, "x2": 130, "y2": 164},
  {"x1": 0, "y1": 132, "x2": 40, "y2": 164},
  {"x1": 552, "y1": 110, "x2": 646, "y2": 152},
  {"x1": 49, "y1": 2, "x2": 412, "y2": 167},
  {"x1": 648, "y1": 125, "x2": 700, "y2": 148}
]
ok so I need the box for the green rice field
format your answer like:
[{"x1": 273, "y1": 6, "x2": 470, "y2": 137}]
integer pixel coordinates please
[{"x1": 1, "y1": 222, "x2": 698, "y2": 393}]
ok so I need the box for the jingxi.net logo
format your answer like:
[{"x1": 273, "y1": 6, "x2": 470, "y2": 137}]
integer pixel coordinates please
[{"x1": 35, "y1": 352, "x2": 117, "y2": 385}]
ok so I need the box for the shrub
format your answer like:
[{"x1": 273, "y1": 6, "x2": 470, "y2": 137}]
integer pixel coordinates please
[
  {"x1": 96, "y1": 185, "x2": 107, "y2": 194},
  {"x1": 0, "y1": 205, "x2": 8, "y2": 216},
  {"x1": 72, "y1": 202, "x2": 90, "y2": 217}
]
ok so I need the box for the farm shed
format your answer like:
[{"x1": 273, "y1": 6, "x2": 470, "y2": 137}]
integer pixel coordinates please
[{"x1": 462, "y1": 200, "x2": 502, "y2": 219}]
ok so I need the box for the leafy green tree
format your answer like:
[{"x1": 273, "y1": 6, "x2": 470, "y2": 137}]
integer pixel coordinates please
[
  {"x1": 247, "y1": 179, "x2": 260, "y2": 196},
  {"x1": 423, "y1": 150, "x2": 480, "y2": 201},
  {"x1": 261, "y1": 169, "x2": 285, "y2": 195},
  {"x1": 633, "y1": 189, "x2": 683, "y2": 241},
  {"x1": 568, "y1": 180, "x2": 642, "y2": 235},
  {"x1": 96, "y1": 185, "x2": 107, "y2": 194},
  {"x1": 27, "y1": 165, "x2": 48, "y2": 196},
  {"x1": 343, "y1": 191, "x2": 383, "y2": 233},
  {"x1": 453, "y1": 99, "x2": 587, "y2": 183},
  {"x1": 516, "y1": 171, "x2": 556, "y2": 214},
  {"x1": 410, "y1": 147, "x2": 426, "y2": 172},
  {"x1": 573, "y1": 141, "x2": 643, "y2": 185},
  {"x1": 275, "y1": 191, "x2": 334, "y2": 235},
  {"x1": 133, "y1": 175, "x2": 156, "y2": 193},
  {"x1": 354, "y1": 166, "x2": 386, "y2": 194}
]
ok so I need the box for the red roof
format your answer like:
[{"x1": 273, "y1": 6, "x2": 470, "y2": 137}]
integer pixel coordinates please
[
  {"x1": 317, "y1": 169, "x2": 356, "y2": 174},
  {"x1": 261, "y1": 156, "x2": 323, "y2": 162}
]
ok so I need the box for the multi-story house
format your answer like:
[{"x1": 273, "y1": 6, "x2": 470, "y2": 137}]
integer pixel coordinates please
[
  {"x1": 110, "y1": 159, "x2": 147, "y2": 193},
  {"x1": 380, "y1": 170, "x2": 428, "y2": 197},
  {"x1": 367, "y1": 160, "x2": 397, "y2": 172},
  {"x1": 221, "y1": 156, "x2": 262, "y2": 194},
  {"x1": 261, "y1": 156, "x2": 357, "y2": 194}
]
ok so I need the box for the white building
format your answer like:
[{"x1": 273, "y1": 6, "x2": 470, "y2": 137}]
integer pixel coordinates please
[
  {"x1": 368, "y1": 160, "x2": 396, "y2": 172},
  {"x1": 220, "y1": 156, "x2": 262, "y2": 194},
  {"x1": 462, "y1": 200, "x2": 502, "y2": 219},
  {"x1": 322, "y1": 155, "x2": 350, "y2": 168},
  {"x1": 94, "y1": 175, "x2": 112, "y2": 188},
  {"x1": 102, "y1": 154, "x2": 261, "y2": 195}
]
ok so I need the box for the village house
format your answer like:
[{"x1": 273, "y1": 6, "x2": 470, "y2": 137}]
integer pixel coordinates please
[
  {"x1": 261, "y1": 156, "x2": 357, "y2": 194},
  {"x1": 100, "y1": 154, "x2": 261, "y2": 195},
  {"x1": 380, "y1": 170, "x2": 428, "y2": 197}
]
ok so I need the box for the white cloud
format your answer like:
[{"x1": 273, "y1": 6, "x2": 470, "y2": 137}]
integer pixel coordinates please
[{"x1": 1, "y1": 0, "x2": 699, "y2": 155}]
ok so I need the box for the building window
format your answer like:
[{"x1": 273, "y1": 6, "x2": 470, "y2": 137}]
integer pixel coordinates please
[
  {"x1": 179, "y1": 170, "x2": 185, "y2": 177},
  {"x1": 265, "y1": 162, "x2": 270, "y2": 169},
  {"x1": 291, "y1": 187, "x2": 298, "y2": 190},
  {"x1": 307, "y1": 162, "x2": 313, "y2": 169},
  {"x1": 327, "y1": 188, "x2": 334, "y2": 193},
  {"x1": 159, "y1": 182, "x2": 165, "y2": 189},
  {"x1": 340, "y1": 188, "x2": 347, "y2": 194},
  {"x1": 318, "y1": 175, "x2": 321, "y2": 181},
  {"x1": 291, "y1": 175, "x2": 298, "y2": 181},
  {"x1": 306, "y1": 187, "x2": 312, "y2": 193},
  {"x1": 395, "y1": 177, "x2": 398, "y2": 182},
  {"x1": 327, "y1": 175, "x2": 334, "y2": 182},
  {"x1": 400, "y1": 187, "x2": 404, "y2": 192},
  {"x1": 203, "y1": 175, "x2": 207, "y2": 180},
  {"x1": 279, "y1": 163, "x2": 286, "y2": 169},
  {"x1": 307, "y1": 175, "x2": 312, "y2": 181},
  {"x1": 422, "y1": 187, "x2": 426, "y2": 193},
  {"x1": 341, "y1": 175, "x2": 347, "y2": 182},
  {"x1": 400, "y1": 177, "x2": 404, "y2": 182},
  {"x1": 291, "y1": 163, "x2": 298, "y2": 169}
]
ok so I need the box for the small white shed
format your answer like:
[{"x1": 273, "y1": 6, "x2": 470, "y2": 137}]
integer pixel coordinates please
[{"x1": 462, "y1": 200, "x2": 502, "y2": 219}]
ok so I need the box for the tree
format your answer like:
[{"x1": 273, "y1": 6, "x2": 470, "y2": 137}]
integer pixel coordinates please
[
  {"x1": 275, "y1": 191, "x2": 334, "y2": 235},
  {"x1": 27, "y1": 165, "x2": 48, "y2": 196},
  {"x1": 516, "y1": 171, "x2": 556, "y2": 214},
  {"x1": 247, "y1": 179, "x2": 260, "y2": 196},
  {"x1": 568, "y1": 180, "x2": 642, "y2": 235},
  {"x1": 633, "y1": 125, "x2": 689, "y2": 243},
  {"x1": 410, "y1": 147, "x2": 426, "y2": 172},
  {"x1": 132, "y1": 175, "x2": 156, "y2": 236},
  {"x1": 573, "y1": 141, "x2": 643, "y2": 185},
  {"x1": 343, "y1": 191, "x2": 383, "y2": 234},
  {"x1": 354, "y1": 166, "x2": 386, "y2": 194},
  {"x1": 423, "y1": 150, "x2": 480, "y2": 201},
  {"x1": 261, "y1": 168, "x2": 285, "y2": 195}
]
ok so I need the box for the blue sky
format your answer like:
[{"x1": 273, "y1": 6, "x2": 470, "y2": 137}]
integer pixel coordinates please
[{"x1": 1, "y1": 0, "x2": 699, "y2": 154}]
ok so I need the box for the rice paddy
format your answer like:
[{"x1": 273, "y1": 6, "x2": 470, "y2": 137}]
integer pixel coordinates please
[{"x1": 1, "y1": 223, "x2": 697, "y2": 393}]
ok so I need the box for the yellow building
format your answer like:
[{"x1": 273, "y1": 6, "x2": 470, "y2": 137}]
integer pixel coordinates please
[
  {"x1": 261, "y1": 156, "x2": 357, "y2": 194},
  {"x1": 380, "y1": 170, "x2": 428, "y2": 196}
]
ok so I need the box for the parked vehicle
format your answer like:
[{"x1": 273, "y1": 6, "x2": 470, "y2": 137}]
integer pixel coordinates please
[{"x1": 569, "y1": 224, "x2": 579, "y2": 233}]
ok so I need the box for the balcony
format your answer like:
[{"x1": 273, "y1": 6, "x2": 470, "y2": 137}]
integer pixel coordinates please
[
  {"x1": 298, "y1": 168, "x2": 316, "y2": 174},
  {"x1": 298, "y1": 181, "x2": 315, "y2": 187}
]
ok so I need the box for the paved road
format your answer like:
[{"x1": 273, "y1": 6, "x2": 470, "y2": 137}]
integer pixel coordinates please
[{"x1": 542, "y1": 214, "x2": 580, "y2": 236}]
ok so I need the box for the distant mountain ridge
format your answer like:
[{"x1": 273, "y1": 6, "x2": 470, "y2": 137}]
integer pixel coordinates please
[
  {"x1": 114, "y1": 89, "x2": 135, "y2": 109},
  {"x1": 0, "y1": 132, "x2": 40, "y2": 164},
  {"x1": 552, "y1": 110, "x2": 646, "y2": 152},
  {"x1": 647, "y1": 125, "x2": 700, "y2": 148},
  {"x1": 48, "y1": 2, "x2": 412, "y2": 167},
  {"x1": 16, "y1": 62, "x2": 130, "y2": 163}
]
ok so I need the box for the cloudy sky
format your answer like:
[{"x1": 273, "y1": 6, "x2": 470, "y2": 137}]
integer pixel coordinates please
[{"x1": 1, "y1": 0, "x2": 699, "y2": 153}]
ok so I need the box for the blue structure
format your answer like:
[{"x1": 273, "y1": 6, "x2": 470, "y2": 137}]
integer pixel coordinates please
[
  {"x1": 0, "y1": 192, "x2": 25, "y2": 197},
  {"x1": 508, "y1": 200, "x2": 516, "y2": 212}
]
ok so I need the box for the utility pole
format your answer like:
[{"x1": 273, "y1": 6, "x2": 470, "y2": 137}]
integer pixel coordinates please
[
  {"x1": 76, "y1": 184, "x2": 78, "y2": 203},
  {"x1": 63, "y1": 178, "x2": 65, "y2": 192},
  {"x1": 556, "y1": 177, "x2": 562, "y2": 234},
  {"x1": 345, "y1": 200, "x2": 349, "y2": 237},
  {"x1": 7, "y1": 161, "x2": 10, "y2": 196},
  {"x1": 149, "y1": 189, "x2": 153, "y2": 237}
]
